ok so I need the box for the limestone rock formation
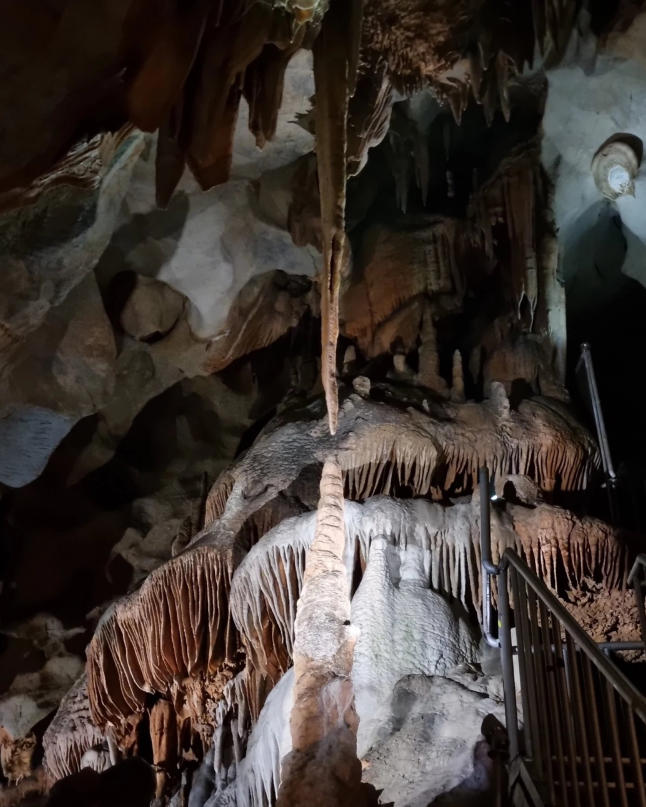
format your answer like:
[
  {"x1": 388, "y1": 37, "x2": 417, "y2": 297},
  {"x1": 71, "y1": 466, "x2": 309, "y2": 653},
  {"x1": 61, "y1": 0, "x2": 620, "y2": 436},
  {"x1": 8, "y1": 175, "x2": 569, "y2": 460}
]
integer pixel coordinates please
[
  {"x1": 277, "y1": 459, "x2": 364, "y2": 807},
  {"x1": 351, "y1": 536, "x2": 479, "y2": 756},
  {"x1": 0, "y1": 616, "x2": 85, "y2": 783},
  {"x1": 87, "y1": 524, "x2": 243, "y2": 734},
  {"x1": 120, "y1": 275, "x2": 186, "y2": 342},
  {"x1": 43, "y1": 674, "x2": 108, "y2": 783},
  {"x1": 2, "y1": 4, "x2": 645, "y2": 807},
  {"x1": 361, "y1": 675, "x2": 506, "y2": 807},
  {"x1": 0, "y1": 127, "x2": 144, "y2": 348},
  {"x1": 0, "y1": 130, "x2": 143, "y2": 486},
  {"x1": 230, "y1": 491, "x2": 626, "y2": 691}
]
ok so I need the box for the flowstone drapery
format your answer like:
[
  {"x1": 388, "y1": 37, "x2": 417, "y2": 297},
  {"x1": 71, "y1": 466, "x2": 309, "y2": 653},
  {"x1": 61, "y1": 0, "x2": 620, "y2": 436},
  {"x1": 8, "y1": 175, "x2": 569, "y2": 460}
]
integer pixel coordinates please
[
  {"x1": 66, "y1": 365, "x2": 627, "y2": 806},
  {"x1": 83, "y1": 386, "x2": 602, "y2": 743}
]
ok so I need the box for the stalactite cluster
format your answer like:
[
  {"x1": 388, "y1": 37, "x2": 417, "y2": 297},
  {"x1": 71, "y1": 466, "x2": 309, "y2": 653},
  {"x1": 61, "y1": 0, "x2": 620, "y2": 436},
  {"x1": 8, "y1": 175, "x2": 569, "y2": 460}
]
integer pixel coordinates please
[
  {"x1": 0, "y1": 0, "x2": 582, "y2": 436},
  {"x1": 204, "y1": 394, "x2": 598, "y2": 523},
  {"x1": 42, "y1": 676, "x2": 107, "y2": 783},
  {"x1": 342, "y1": 143, "x2": 550, "y2": 364},
  {"x1": 230, "y1": 494, "x2": 628, "y2": 689},
  {"x1": 360, "y1": 0, "x2": 581, "y2": 110},
  {"x1": 87, "y1": 537, "x2": 242, "y2": 731}
]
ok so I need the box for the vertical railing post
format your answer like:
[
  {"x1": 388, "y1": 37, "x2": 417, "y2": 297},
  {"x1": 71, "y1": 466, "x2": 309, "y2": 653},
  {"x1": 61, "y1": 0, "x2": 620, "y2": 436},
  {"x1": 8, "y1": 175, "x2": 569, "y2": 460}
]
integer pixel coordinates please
[
  {"x1": 499, "y1": 562, "x2": 520, "y2": 760},
  {"x1": 480, "y1": 466, "x2": 499, "y2": 648},
  {"x1": 634, "y1": 570, "x2": 646, "y2": 650},
  {"x1": 482, "y1": 715, "x2": 510, "y2": 807},
  {"x1": 480, "y1": 466, "x2": 519, "y2": 757},
  {"x1": 628, "y1": 556, "x2": 646, "y2": 653}
]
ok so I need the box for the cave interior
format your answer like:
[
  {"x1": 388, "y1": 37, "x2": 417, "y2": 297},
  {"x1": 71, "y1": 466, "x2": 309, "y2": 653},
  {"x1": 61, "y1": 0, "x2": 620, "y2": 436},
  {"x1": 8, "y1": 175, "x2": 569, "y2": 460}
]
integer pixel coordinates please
[{"x1": 2, "y1": 1, "x2": 646, "y2": 805}]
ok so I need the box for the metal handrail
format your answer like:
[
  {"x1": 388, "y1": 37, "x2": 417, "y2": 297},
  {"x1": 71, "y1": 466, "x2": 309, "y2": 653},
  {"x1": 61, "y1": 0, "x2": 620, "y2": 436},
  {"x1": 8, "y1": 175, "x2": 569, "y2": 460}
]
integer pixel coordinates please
[
  {"x1": 577, "y1": 343, "x2": 617, "y2": 485},
  {"x1": 479, "y1": 468, "x2": 645, "y2": 657},
  {"x1": 502, "y1": 549, "x2": 646, "y2": 724},
  {"x1": 576, "y1": 343, "x2": 618, "y2": 522},
  {"x1": 478, "y1": 466, "x2": 646, "y2": 804},
  {"x1": 499, "y1": 548, "x2": 646, "y2": 806}
]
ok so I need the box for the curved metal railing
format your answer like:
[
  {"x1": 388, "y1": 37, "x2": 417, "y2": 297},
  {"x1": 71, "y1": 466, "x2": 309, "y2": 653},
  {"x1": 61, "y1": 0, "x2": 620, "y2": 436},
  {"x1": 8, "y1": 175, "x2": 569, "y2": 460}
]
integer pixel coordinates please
[
  {"x1": 498, "y1": 549, "x2": 646, "y2": 806},
  {"x1": 478, "y1": 466, "x2": 646, "y2": 806}
]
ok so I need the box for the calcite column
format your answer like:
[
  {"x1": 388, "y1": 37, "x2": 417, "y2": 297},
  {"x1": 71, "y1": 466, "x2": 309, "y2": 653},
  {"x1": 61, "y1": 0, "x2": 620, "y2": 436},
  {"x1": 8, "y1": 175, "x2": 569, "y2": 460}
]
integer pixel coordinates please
[{"x1": 276, "y1": 458, "x2": 366, "y2": 807}]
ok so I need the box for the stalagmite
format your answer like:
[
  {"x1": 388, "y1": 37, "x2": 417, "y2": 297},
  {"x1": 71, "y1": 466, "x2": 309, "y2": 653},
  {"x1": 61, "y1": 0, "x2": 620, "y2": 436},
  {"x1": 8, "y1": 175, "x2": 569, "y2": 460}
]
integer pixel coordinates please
[
  {"x1": 451, "y1": 349, "x2": 466, "y2": 402},
  {"x1": 276, "y1": 459, "x2": 364, "y2": 807},
  {"x1": 232, "y1": 498, "x2": 476, "y2": 677},
  {"x1": 313, "y1": 0, "x2": 363, "y2": 434},
  {"x1": 149, "y1": 700, "x2": 178, "y2": 799},
  {"x1": 230, "y1": 490, "x2": 627, "y2": 709},
  {"x1": 417, "y1": 301, "x2": 449, "y2": 396}
]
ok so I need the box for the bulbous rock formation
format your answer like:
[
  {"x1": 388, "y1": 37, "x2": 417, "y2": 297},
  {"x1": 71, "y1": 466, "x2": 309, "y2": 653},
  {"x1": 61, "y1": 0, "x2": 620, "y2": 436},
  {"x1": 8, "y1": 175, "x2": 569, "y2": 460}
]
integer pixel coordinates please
[{"x1": 231, "y1": 493, "x2": 627, "y2": 687}]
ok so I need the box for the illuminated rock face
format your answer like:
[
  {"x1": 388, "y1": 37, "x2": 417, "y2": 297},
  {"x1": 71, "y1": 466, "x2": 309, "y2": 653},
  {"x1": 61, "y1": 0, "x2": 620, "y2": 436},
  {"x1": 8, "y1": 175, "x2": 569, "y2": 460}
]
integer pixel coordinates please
[{"x1": 2, "y1": 4, "x2": 645, "y2": 806}]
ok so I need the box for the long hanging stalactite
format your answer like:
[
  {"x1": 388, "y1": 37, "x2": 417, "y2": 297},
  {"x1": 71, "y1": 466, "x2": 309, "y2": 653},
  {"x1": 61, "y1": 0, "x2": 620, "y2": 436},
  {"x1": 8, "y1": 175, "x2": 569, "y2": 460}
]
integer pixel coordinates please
[{"x1": 313, "y1": 0, "x2": 363, "y2": 433}]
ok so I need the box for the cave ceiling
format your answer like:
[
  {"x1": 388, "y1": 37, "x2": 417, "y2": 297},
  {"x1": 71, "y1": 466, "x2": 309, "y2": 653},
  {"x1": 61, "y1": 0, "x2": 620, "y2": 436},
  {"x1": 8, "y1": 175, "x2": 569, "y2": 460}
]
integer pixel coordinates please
[{"x1": 2, "y1": 1, "x2": 646, "y2": 806}]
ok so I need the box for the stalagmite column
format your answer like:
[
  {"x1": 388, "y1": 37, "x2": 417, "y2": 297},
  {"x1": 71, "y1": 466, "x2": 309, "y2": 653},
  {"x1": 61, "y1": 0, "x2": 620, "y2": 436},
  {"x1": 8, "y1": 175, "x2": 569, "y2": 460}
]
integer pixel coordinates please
[
  {"x1": 450, "y1": 349, "x2": 466, "y2": 402},
  {"x1": 276, "y1": 458, "x2": 366, "y2": 807},
  {"x1": 417, "y1": 301, "x2": 448, "y2": 396},
  {"x1": 149, "y1": 700, "x2": 177, "y2": 799}
]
